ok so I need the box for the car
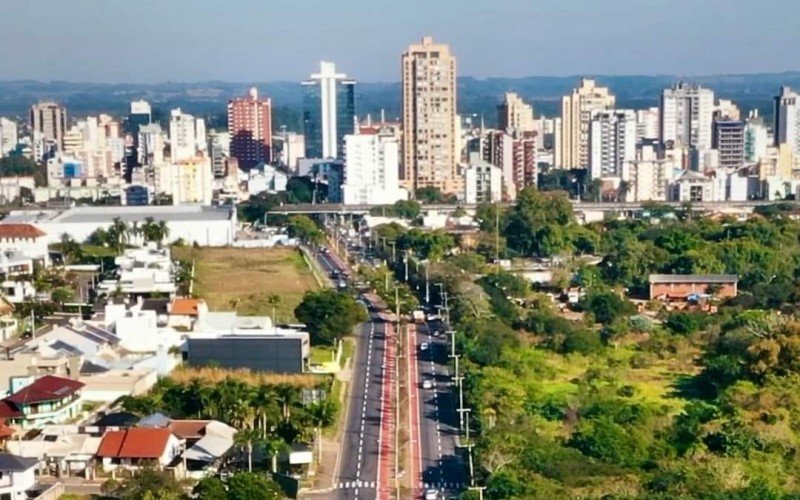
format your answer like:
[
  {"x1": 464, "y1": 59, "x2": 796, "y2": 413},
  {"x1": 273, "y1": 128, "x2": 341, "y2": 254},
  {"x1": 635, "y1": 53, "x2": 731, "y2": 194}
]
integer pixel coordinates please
[
  {"x1": 424, "y1": 489, "x2": 439, "y2": 500},
  {"x1": 420, "y1": 342, "x2": 429, "y2": 351},
  {"x1": 422, "y1": 380, "x2": 433, "y2": 390}
]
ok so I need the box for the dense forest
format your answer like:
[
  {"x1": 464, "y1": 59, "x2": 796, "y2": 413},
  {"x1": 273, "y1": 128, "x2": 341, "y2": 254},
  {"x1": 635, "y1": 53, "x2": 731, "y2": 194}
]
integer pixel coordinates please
[{"x1": 375, "y1": 191, "x2": 800, "y2": 499}]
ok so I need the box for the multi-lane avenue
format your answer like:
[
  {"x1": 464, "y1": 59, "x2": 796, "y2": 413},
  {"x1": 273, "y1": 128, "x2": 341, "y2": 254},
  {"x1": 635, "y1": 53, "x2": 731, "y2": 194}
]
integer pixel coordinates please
[{"x1": 410, "y1": 322, "x2": 467, "y2": 499}]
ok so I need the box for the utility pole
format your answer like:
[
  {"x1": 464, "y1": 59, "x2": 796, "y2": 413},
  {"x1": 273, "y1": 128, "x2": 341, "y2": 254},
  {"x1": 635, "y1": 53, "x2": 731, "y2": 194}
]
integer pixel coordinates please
[
  {"x1": 403, "y1": 252, "x2": 409, "y2": 282},
  {"x1": 424, "y1": 264, "x2": 430, "y2": 304},
  {"x1": 394, "y1": 285, "x2": 401, "y2": 500}
]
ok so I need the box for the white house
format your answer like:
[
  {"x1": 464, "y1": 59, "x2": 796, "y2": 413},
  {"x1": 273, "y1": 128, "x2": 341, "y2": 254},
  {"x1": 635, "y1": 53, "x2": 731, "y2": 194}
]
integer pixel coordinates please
[
  {"x1": 0, "y1": 224, "x2": 49, "y2": 267},
  {"x1": 0, "y1": 454, "x2": 38, "y2": 500},
  {"x1": 96, "y1": 427, "x2": 181, "y2": 471}
]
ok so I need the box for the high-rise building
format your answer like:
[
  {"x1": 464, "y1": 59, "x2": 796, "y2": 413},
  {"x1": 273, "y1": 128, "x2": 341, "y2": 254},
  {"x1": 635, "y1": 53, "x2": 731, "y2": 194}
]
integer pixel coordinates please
[
  {"x1": 209, "y1": 130, "x2": 230, "y2": 178},
  {"x1": 154, "y1": 156, "x2": 213, "y2": 205},
  {"x1": 0, "y1": 118, "x2": 18, "y2": 157},
  {"x1": 498, "y1": 92, "x2": 534, "y2": 134},
  {"x1": 227, "y1": 87, "x2": 272, "y2": 169},
  {"x1": 559, "y1": 79, "x2": 616, "y2": 169},
  {"x1": 30, "y1": 101, "x2": 67, "y2": 150},
  {"x1": 301, "y1": 62, "x2": 355, "y2": 159},
  {"x1": 621, "y1": 145, "x2": 672, "y2": 202},
  {"x1": 128, "y1": 100, "x2": 152, "y2": 141},
  {"x1": 464, "y1": 152, "x2": 502, "y2": 204},
  {"x1": 483, "y1": 130, "x2": 537, "y2": 199},
  {"x1": 138, "y1": 124, "x2": 166, "y2": 167},
  {"x1": 169, "y1": 109, "x2": 200, "y2": 162},
  {"x1": 660, "y1": 82, "x2": 715, "y2": 150},
  {"x1": 744, "y1": 111, "x2": 769, "y2": 163},
  {"x1": 401, "y1": 36, "x2": 460, "y2": 194},
  {"x1": 713, "y1": 118, "x2": 745, "y2": 170},
  {"x1": 588, "y1": 110, "x2": 636, "y2": 179},
  {"x1": 775, "y1": 86, "x2": 800, "y2": 159},
  {"x1": 342, "y1": 132, "x2": 407, "y2": 205},
  {"x1": 636, "y1": 107, "x2": 660, "y2": 142}
]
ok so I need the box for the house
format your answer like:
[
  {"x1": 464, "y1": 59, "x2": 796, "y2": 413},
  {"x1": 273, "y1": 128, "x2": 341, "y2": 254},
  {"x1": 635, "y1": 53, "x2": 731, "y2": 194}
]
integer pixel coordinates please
[
  {"x1": 96, "y1": 245, "x2": 177, "y2": 297},
  {"x1": 6, "y1": 425, "x2": 101, "y2": 478},
  {"x1": 0, "y1": 453, "x2": 39, "y2": 500},
  {"x1": 0, "y1": 375, "x2": 84, "y2": 429},
  {"x1": 138, "y1": 416, "x2": 236, "y2": 479},
  {"x1": 0, "y1": 280, "x2": 35, "y2": 304},
  {"x1": 649, "y1": 274, "x2": 738, "y2": 300},
  {"x1": 167, "y1": 298, "x2": 208, "y2": 330},
  {"x1": 96, "y1": 427, "x2": 181, "y2": 471},
  {"x1": 0, "y1": 224, "x2": 49, "y2": 267}
]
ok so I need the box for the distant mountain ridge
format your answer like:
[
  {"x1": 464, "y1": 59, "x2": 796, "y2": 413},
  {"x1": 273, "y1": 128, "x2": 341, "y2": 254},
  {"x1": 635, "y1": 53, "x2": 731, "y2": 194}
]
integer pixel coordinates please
[{"x1": 1, "y1": 71, "x2": 798, "y2": 129}]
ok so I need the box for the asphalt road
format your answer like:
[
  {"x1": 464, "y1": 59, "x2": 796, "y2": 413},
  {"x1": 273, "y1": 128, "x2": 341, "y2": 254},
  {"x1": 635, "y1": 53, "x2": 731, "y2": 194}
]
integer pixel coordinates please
[
  {"x1": 414, "y1": 323, "x2": 466, "y2": 497},
  {"x1": 311, "y1": 245, "x2": 392, "y2": 500}
]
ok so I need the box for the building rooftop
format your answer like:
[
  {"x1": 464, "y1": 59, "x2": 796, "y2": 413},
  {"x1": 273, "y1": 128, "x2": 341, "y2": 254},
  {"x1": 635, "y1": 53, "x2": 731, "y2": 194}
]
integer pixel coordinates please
[
  {"x1": 2, "y1": 205, "x2": 233, "y2": 226},
  {"x1": 96, "y1": 428, "x2": 173, "y2": 459},
  {"x1": 0, "y1": 453, "x2": 38, "y2": 471},
  {"x1": 0, "y1": 224, "x2": 46, "y2": 239},
  {"x1": 93, "y1": 412, "x2": 140, "y2": 428},
  {"x1": 5, "y1": 375, "x2": 84, "y2": 406},
  {"x1": 649, "y1": 274, "x2": 738, "y2": 284},
  {"x1": 169, "y1": 298, "x2": 205, "y2": 316}
]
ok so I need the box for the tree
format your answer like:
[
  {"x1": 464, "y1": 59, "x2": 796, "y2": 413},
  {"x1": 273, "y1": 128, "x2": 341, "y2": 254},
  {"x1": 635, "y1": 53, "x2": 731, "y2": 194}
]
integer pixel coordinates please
[
  {"x1": 58, "y1": 233, "x2": 83, "y2": 265},
  {"x1": 106, "y1": 217, "x2": 129, "y2": 253},
  {"x1": 414, "y1": 186, "x2": 456, "y2": 204},
  {"x1": 307, "y1": 400, "x2": 337, "y2": 458},
  {"x1": 235, "y1": 428, "x2": 261, "y2": 473},
  {"x1": 0, "y1": 155, "x2": 46, "y2": 186},
  {"x1": 294, "y1": 289, "x2": 367, "y2": 345},
  {"x1": 392, "y1": 199, "x2": 421, "y2": 219},
  {"x1": 505, "y1": 188, "x2": 574, "y2": 257},
  {"x1": 193, "y1": 476, "x2": 227, "y2": 500},
  {"x1": 102, "y1": 465, "x2": 186, "y2": 500},
  {"x1": 579, "y1": 289, "x2": 636, "y2": 326},
  {"x1": 266, "y1": 294, "x2": 281, "y2": 324},
  {"x1": 287, "y1": 215, "x2": 323, "y2": 244},
  {"x1": 226, "y1": 472, "x2": 282, "y2": 499}
]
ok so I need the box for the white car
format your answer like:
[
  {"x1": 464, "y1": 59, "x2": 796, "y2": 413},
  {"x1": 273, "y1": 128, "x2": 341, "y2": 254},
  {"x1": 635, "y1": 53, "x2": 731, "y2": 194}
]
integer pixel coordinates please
[
  {"x1": 425, "y1": 489, "x2": 439, "y2": 500},
  {"x1": 420, "y1": 342, "x2": 429, "y2": 351},
  {"x1": 422, "y1": 380, "x2": 433, "y2": 390}
]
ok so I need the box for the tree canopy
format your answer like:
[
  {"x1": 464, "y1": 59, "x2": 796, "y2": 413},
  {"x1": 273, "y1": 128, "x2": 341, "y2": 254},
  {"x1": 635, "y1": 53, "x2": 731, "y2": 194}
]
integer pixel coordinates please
[{"x1": 294, "y1": 289, "x2": 367, "y2": 345}]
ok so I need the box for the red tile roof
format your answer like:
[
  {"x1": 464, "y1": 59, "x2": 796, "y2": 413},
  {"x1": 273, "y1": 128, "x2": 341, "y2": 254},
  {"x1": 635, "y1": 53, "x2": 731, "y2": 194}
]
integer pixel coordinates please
[
  {"x1": 169, "y1": 298, "x2": 204, "y2": 316},
  {"x1": 5, "y1": 375, "x2": 83, "y2": 406},
  {"x1": 0, "y1": 401, "x2": 21, "y2": 419},
  {"x1": 168, "y1": 420, "x2": 207, "y2": 440},
  {"x1": 0, "y1": 224, "x2": 46, "y2": 239},
  {"x1": 97, "y1": 428, "x2": 173, "y2": 459}
]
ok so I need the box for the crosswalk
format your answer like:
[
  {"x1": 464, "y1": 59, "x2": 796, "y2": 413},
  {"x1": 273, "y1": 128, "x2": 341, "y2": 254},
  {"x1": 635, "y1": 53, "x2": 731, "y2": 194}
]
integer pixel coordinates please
[
  {"x1": 337, "y1": 481, "x2": 377, "y2": 490},
  {"x1": 421, "y1": 482, "x2": 466, "y2": 490}
]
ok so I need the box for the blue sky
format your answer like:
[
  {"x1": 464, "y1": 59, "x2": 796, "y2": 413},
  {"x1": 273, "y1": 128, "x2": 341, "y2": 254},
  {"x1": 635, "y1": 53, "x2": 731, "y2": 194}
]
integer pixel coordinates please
[{"x1": 1, "y1": 0, "x2": 798, "y2": 83}]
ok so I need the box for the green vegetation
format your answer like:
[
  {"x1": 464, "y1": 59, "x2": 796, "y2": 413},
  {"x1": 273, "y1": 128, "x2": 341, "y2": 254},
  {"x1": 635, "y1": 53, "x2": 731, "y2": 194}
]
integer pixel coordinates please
[
  {"x1": 172, "y1": 247, "x2": 318, "y2": 321},
  {"x1": 294, "y1": 289, "x2": 367, "y2": 345},
  {"x1": 0, "y1": 155, "x2": 46, "y2": 186},
  {"x1": 372, "y1": 191, "x2": 800, "y2": 498}
]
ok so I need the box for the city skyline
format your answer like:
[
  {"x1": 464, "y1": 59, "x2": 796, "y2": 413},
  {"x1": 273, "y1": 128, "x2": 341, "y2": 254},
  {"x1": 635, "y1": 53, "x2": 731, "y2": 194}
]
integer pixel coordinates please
[{"x1": 1, "y1": 0, "x2": 799, "y2": 83}]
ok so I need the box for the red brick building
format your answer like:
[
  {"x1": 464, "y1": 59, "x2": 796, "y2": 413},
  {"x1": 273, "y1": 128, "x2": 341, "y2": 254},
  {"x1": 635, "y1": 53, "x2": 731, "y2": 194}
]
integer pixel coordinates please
[
  {"x1": 649, "y1": 274, "x2": 738, "y2": 300},
  {"x1": 227, "y1": 87, "x2": 272, "y2": 169}
]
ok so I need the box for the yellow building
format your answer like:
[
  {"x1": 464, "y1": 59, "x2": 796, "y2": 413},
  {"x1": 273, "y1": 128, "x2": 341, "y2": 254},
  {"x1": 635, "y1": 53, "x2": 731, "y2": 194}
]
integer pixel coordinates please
[{"x1": 560, "y1": 79, "x2": 615, "y2": 169}]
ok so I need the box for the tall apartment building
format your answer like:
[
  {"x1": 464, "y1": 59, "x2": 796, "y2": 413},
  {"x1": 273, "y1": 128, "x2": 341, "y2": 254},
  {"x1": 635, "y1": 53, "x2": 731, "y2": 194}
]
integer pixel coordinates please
[
  {"x1": 588, "y1": 110, "x2": 636, "y2": 179},
  {"x1": 636, "y1": 107, "x2": 660, "y2": 142},
  {"x1": 209, "y1": 130, "x2": 230, "y2": 178},
  {"x1": 559, "y1": 79, "x2": 616, "y2": 169},
  {"x1": 621, "y1": 145, "x2": 672, "y2": 202},
  {"x1": 127, "y1": 100, "x2": 152, "y2": 142},
  {"x1": 401, "y1": 36, "x2": 460, "y2": 194},
  {"x1": 744, "y1": 111, "x2": 769, "y2": 163},
  {"x1": 342, "y1": 132, "x2": 407, "y2": 205},
  {"x1": 0, "y1": 118, "x2": 18, "y2": 157},
  {"x1": 169, "y1": 109, "x2": 205, "y2": 162},
  {"x1": 302, "y1": 62, "x2": 355, "y2": 159},
  {"x1": 227, "y1": 87, "x2": 272, "y2": 168},
  {"x1": 712, "y1": 118, "x2": 745, "y2": 170},
  {"x1": 138, "y1": 124, "x2": 166, "y2": 167},
  {"x1": 775, "y1": 86, "x2": 800, "y2": 161},
  {"x1": 483, "y1": 130, "x2": 536, "y2": 199},
  {"x1": 660, "y1": 82, "x2": 715, "y2": 150},
  {"x1": 464, "y1": 152, "x2": 502, "y2": 204},
  {"x1": 155, "y1": 156, "x2": 213, "y2": 205},
  {"x1": 30, "y1": 101, "x2": 67, "y2": 150},
  {"x1": 498, "y1": 92, "x2": 534, "y2": 134}
]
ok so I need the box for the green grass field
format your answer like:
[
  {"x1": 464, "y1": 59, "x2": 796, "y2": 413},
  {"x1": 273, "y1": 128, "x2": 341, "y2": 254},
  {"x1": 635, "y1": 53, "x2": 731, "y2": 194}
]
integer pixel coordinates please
[{"x1": 172, "y1": 247, "x2": 319, "y2": 322}]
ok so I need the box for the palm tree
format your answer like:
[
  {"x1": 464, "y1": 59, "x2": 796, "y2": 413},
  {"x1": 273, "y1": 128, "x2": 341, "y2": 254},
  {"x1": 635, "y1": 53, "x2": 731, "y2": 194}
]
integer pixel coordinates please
[
  {"x1": 275, "y1": 384, "x2": 299, "y2": 421},
  {"x1": 155, "y1": 220, "x2": 170, "y2": 246},
  {"x1": 253, "y1": 385, "x2": 279, "y2": 437},
  {"x1": 266, "y1": 294, "x2": 281, "y2": 325},
  {"x1": 129, "y1": 221, "x2": 142, "y2": 246},
  {"x1": 262, "y1": 435, "x2": 287, "y2": 474},
  {"x1": 234, "y1": 428, "x2": 261, "y2": 473},
  {"x1": 307, "y1": 400, "x2": 337, "y2": 459},
  {"x1": 107, "y1": 217, "x2": 129, "y2": 253},
  {"x1": 59, "y1": 233, "x2": 82, "y2": 265}
]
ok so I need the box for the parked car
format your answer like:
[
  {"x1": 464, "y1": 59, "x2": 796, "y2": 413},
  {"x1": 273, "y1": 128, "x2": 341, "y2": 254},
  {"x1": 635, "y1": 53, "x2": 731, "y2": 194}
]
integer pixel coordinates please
[{"x1": 422, "y1": 380, "x2": 433, "y2": 390}]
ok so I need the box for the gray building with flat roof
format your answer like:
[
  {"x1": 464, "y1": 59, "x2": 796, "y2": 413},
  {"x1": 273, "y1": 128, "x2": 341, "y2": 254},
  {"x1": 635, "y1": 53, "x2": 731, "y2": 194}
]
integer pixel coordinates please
[{"x1": 186, "y1": 331, "x2": 310, "y2": 374}]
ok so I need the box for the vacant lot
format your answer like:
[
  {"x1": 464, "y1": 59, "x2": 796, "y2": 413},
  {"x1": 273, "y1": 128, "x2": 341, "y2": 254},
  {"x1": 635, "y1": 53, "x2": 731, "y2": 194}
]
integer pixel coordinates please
[{"x1": 172, "y1": 247, "x2": 319, "y2": 321}]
